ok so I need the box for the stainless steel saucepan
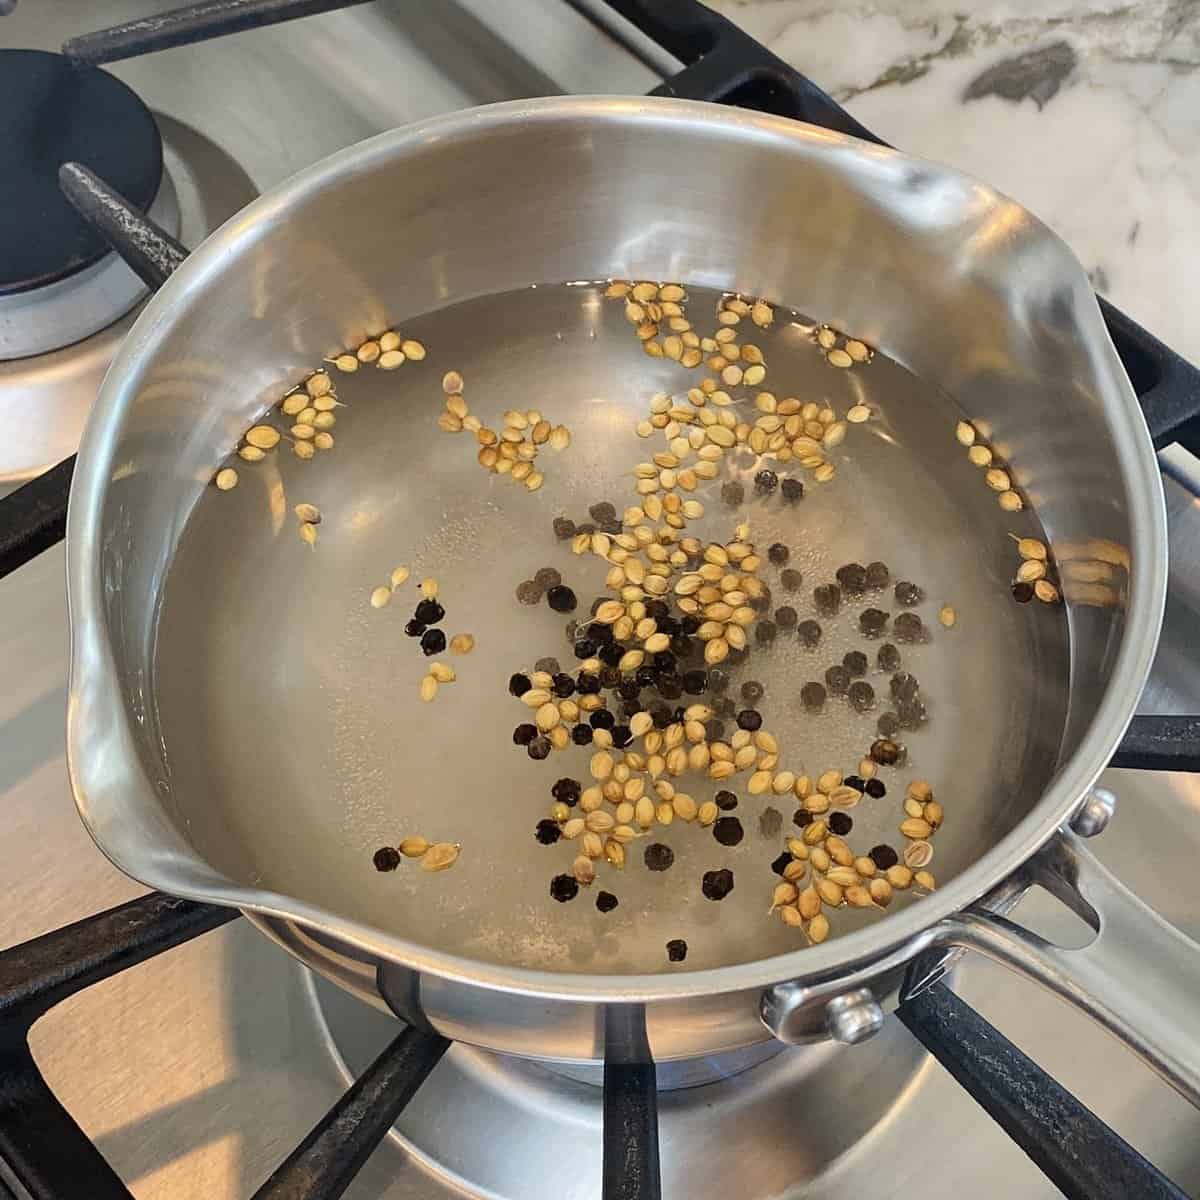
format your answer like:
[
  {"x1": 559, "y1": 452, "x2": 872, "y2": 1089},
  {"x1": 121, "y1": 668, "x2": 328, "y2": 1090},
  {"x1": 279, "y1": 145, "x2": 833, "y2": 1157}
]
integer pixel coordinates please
[{"x1": 65, "y1": 96, "x2": 1200, "y2": 1097}]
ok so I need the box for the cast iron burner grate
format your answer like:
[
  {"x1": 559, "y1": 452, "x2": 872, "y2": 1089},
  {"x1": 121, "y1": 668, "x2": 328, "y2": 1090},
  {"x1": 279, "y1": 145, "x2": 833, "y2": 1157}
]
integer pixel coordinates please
[{"x1": 1, "y1": 3, "x2": 1199, "y2": 1199}]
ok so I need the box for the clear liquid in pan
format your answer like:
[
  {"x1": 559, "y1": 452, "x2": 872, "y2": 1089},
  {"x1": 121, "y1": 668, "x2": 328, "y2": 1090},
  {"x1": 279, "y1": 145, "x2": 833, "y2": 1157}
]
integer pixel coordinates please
[{"x1": 152, "y1": 283, "x2": 1070, "y2": 974}]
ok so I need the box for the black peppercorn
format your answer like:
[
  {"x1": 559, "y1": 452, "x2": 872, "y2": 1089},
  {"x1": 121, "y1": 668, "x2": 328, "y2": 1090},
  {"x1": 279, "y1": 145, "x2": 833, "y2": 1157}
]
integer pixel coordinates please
[
  {"x1": 865, "y1": 561, "x2": 890, "y2": 590},
  {"x1": 682, "y1": 669, "x2": 707, "y2": 695},
  {"x1": 865, "y1": 778, "x2": 887, "y2": 799},
  {"x1": 552, "y1": 673, "x2": 576, "y2": 698},
  {"x1": 701, "y1": 868, "x2": 735, "y2": 900},
  {"x1": 636, "y1": 665, "x2": 658, "y2": 688},
  {"x1": 781, "y1": 477, "x2": 804, "y2": 501},
  {"x1": 528, "y1": 736, "x2": 551, "y2": 760},
  {"x1": 771, "y1": 851, "x2": 792, "y2": 875},
  {"x1": 599, "y1": 642, "x2": 624, "y2": 668},
  {"x1": 600, "y1": 665, "x2": 622, "y2": 688},
  {"x1": 704, "y1": 718, "x2": 726, "y2": 741},
  {"x1": 414, "y1": 598, "x2": 445, "y2": 625},
  {"x1": 877, "y1": 643, "x2": 901, "y2": 672},
  {"x1": 681, "y1": 614, "x2": 701, "y2": 635},
  {"x1": 553, "y1": 516, "x2": 576, "y2": 540},
  {"x1": 894, "y1": 580, "x2": 925, "y2": 607},
  {"x1": 768, "y1": 542, "x2": 790, "y2": 565},
  {"x1": 736, "y1": 709, "x2": 763, "y2": 731},
  {"x1": 621, "y1": 699, "x2": 642, "y2": 720},
  {"x1": 843, "y1": 650, "x2": 868, "y2": 677},
  {"x1": 513, "y1": 723, "x2": 537, "y2": 746},
  {"x1": 577, "y1": 672, "x2": 601, "y2": 694},
  {"x1": 589, "y1": 501, "x2": 616, "y2": 524},
  {"x1": 749, "y1": 587, "x2": 772, "y2": 612},
  {"x1": 651, "y1": 703, "x2": 673, "y2": 729},
  {"x1": 533, "y1": 570, "x2": 561, "y2": 594},
  {"x1": 825, "y1": 664, "x2": 851, "y2": 695},
  {"x1": 877, "y1": 711, "x2": 900, "y2": 736},
  {"x1": 590, "y1": 709, "x2": 615, "y2": 731},
  {"x1": 575, "y1": 523, "x2": 596, "y2": 536},
  {"x1": 780, "y1": 567, "x2": 803, "y2": 592},
  {"x1": 550, "y1": 874, "x2": 579, "y2": 902},
  {"x1": 546, "y1": 584, "x2": 577, "y2": 613},
  {"x1": 870, "y1": 738, "x2": 903, "y2": 765},
  {"x1": 869, "y1": 844, "x2": 899, "y2": 870},
  {"x1": 535, "y1": 819, "x2": 562, "y2": 845},
  {"x1": 793, "y1": 809, "x2": 814, "y2": 827},
  {"x1": 714, "y1": 790, "x2": 738, "y2": 811},
  {"x1": 898, "y1": 698, "x2": 927, "y2": 729},
  {"x1": 373, "y1": 846, "x2": 401, "y2": 872},
  {"x1": 759, "y1": 806, "x2": 783, "y2": 837},
  {"x1": 420, "y1": 628, "x2": 447, "y2": 656},
  {"x1": 404, "y1": 619, "x2": 426, "y2": 638},
  {"x1": 707, "y1": 668, "x2": 730, "y2": 692},
  {"x1": 589, "y1": 621, "x2": 615, "y2": 643},
  {"x1": 713, "y1": 816, "x2": 744, "y2": 846},
  {"x1": 754, "y1": 469, "x2": 778, "y2": 495},
  {"x1": 571, "y1": 722, "x2": 594, "y2": 745},
  {"x1": 596, "y1": 890, "x2": 619, "y2": 913},
  {"x1": 859, "y1": 608, "x2": 889, "y2": 638},
  {"x1": 800, "y1": 681, "x2": 826, "y2": 710},
  {"x1": 774, "y1": 605, "x2": 798, "y2": 629},
  {"x1": 828, "y1": 812, "x2": 853, "y2": 836},
  {"x1": 721, "y1": 480, "x2": 745, "y2": 506},
  {"x1": 836, "y1": 562, "x2": 868, "y2": 596},
  {"x1": 509, "y1": 672, "x2": 532, "y2": 697},
  {"x1": 891, "y1": 672, "x2": 920, "y2": 702},
  {"x1": 516, "y1": 580, "x2": 543, "y2": 605},
  {"x1": 657, "y1": 675, "x2": 683, "y2": 701},
  {"x1": 573, "y1": 638, "x2": 597, "y2": 660},
  {"x1": 551, "y1": 777, "x2": 582, "y2": 804},
  {"x1": 611, "y1": 725, "x2": 633, "y2": 749},
  {"x1": 755, "y1": 620, "x2": 778, "y2": 644},
  {"x1": 813, "y1": 584, "x2": 841, "y2": 616},
  {"x1": 740, "y1": 680, "x2": 765, "y2": 704},
  {"x1": 797, "y1": 619, "x2": 822, "y2": 648},
  {"x1": 1012, "y1": 581, "x2": 1035, "y2": 603},
  {"x1": 894, "y1": 612, "x2": 925, "y2": 644},
  {"x1": 644, "y1": 843, "x2": 675, "y2": 871},
  {"x1": 843, "y1": 775, "x2": 865, "y2": 792},
  {"x1": 847, "y1": 680, "x2": 876, "y2": 712},
  {"x1": 666, "y1": 938, "x2": 688, "y2": 962}
]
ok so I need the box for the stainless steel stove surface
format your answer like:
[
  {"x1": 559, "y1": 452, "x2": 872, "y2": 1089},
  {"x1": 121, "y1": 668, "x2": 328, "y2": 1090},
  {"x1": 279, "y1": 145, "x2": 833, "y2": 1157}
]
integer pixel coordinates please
[{"x1": 3, "y1": 3, "x2": 1200, "y2": 1198}]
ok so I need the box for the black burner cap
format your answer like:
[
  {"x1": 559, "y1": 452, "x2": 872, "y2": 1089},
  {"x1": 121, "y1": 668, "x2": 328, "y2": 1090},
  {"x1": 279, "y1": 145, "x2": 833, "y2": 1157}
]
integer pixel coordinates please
[{"x1": 1, "y1": 50, "x2": 163, "y2": 295}]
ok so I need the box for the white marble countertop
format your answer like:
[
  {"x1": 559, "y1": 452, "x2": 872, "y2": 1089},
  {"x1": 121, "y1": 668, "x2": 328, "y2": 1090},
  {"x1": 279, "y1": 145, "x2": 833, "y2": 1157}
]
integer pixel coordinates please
[{"x1": 713, "y1": 0, "x2": 1200, "y2": 364}]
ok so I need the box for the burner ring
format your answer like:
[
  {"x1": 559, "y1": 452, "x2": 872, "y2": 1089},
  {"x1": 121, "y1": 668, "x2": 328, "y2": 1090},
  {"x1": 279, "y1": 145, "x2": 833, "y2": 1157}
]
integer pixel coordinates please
[
  {"x1": 0, "y1": 49, "x2": 163, "y2": 295},
  {"x1": 0, "y1": 172, "x2": 179, "y2": 361}
]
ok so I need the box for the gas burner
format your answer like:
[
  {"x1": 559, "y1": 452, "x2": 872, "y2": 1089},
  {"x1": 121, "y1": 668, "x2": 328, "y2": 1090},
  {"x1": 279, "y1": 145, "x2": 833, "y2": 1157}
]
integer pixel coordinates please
[
  {"x1": 0, "y1": 49, "x2": 180, "y2": 361},
  {"x1": 309, "y1": 972, "x2": 928, "y2": 1199},
  {"x1": 0, "y1": 51, "x2": 255, "y2": 484}
]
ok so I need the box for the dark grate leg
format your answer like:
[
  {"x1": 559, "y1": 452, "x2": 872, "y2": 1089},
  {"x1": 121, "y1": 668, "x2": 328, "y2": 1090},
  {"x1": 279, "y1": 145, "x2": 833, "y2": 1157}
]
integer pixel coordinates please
[
  {"x1": 898, "y1": 981, "x2": 1189, "y2": 1200},
  {"x1": 63, "y1": 0, "x2": 374, "y2": 65},
  {"x1": 602, "y1": 1007, "x2": 661, "y2": 1200},
  {"x1": 252, "y1": 1025, "x2": 449, "y2": 1199},
  {"x1": 0, "y1": 894, "x2": 237, "y2": 1200}
]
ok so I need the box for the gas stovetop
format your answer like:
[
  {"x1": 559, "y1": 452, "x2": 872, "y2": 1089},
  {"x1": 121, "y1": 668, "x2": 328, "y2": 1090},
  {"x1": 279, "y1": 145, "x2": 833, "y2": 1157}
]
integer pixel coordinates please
[{"x1": 2, "y1": 3, "x2": 1200, "y2": 1199}]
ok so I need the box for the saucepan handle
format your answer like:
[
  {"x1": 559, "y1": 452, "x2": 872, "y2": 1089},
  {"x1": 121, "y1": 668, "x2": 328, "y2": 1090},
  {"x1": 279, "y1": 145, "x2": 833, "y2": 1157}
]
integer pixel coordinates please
[{"x1": 929, "y1": 829, "x2": 1200, "y2": 1105}]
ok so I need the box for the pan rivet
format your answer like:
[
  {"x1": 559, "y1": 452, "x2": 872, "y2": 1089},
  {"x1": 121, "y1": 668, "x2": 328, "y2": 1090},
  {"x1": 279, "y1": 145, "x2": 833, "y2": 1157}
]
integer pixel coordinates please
[
  {"x1": 825, "y1": 989, "x2": 885, "y2": 1044},
  {"x1": 1070, "y1": 788, "x2": 1116, "y2": 838}
]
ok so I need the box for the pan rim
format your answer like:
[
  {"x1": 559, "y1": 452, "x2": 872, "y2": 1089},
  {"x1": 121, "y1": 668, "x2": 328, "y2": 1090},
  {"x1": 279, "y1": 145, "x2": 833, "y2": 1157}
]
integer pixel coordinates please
[{"x1": 65, "y1": 94, "x2": 1168, "y2": 1005}]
